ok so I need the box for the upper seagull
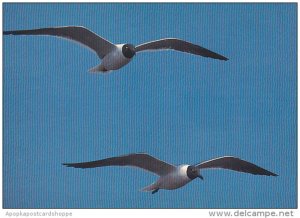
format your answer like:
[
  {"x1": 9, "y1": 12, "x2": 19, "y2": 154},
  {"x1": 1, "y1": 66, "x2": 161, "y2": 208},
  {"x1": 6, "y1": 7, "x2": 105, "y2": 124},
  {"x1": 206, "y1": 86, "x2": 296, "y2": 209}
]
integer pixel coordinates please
[
  {"x1": 63, "y1": 153, "x2": 277, "y2": 194},
  {"x1": 3, "y1": 26, "x2": 228, "y2": 73}
]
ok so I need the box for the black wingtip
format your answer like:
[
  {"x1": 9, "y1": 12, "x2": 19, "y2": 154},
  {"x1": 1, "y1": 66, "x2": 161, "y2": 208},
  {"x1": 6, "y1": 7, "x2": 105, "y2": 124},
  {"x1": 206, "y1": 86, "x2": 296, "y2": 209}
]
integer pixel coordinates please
[
  {"x1": 62, "y1": 162, "x2": 91, "y2": 169},
  {"x1": 261, "y1": 170, "x2": 278, "y2": 177},
  {"x1": 207, "y1": 50, "x2": 228, "y2": 61},
  {"x1": 3, "y1": 30, "x2": 23, "y2": 35},
  {"x1": 218, "y1": 56, "x2": 229, "y2": 61},
  {"x1": 62, "y1": 163, "x2": 79, "y2": 168},
  {"x1": 211, "y1": 55, "x2": 228, "y2": 61},
  {"x1": 3, "y1": 30, "x2": 27, "y2": 35}
]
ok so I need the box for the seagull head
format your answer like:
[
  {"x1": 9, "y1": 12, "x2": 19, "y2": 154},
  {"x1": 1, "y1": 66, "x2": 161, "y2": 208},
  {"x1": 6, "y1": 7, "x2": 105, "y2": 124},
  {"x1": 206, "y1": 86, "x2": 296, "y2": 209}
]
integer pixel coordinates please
[
  {"x1": 187, "y1": 166, "x2": 203, "y2": 180},
  {"x1": 122, "y1": 44, "x2": 136, "y2": 58}
]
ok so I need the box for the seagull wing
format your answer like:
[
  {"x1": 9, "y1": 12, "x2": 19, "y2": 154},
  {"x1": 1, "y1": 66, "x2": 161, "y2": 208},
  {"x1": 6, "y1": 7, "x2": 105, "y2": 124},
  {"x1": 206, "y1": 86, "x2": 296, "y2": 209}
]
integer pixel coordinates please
[
  {"x1": 135, "y1": 38, "x2": 228, "y2": 61},
  {"x1": 63, "y1": 153, "x2": 176, "y2": 176},
  {"x1": 3, "y1": 26, "x2": 115, "y2": 59},
  {"x1": 195, "y1": 156, "x2": 277, "y2": 176}
]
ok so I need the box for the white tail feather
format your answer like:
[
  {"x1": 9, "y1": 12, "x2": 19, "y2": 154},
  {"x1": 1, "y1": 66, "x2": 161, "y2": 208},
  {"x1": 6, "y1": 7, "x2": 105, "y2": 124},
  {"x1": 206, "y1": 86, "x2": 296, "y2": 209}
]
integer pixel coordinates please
[
  {"x1": 88, "y1": 64, "x2": 109, "y2": 73},
  {"x1": 140, "y1": 183, "x2": 158, "y2": 192}
]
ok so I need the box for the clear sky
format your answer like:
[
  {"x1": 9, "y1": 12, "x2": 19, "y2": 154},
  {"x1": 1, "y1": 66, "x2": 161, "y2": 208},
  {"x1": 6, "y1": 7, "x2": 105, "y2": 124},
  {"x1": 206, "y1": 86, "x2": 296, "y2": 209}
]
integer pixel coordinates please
[{"x1": 3, "y1": 3, "x2": 297, "y2": 208}]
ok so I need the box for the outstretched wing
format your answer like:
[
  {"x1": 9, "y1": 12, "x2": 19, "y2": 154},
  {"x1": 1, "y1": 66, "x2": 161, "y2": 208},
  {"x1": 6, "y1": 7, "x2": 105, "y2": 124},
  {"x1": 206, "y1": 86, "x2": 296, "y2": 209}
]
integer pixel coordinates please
[
  {"x1": 135, "y1": 38, "x2": 228, "y2": 61},
  {"x1": 3, "y1": 26, "x2": 115, "y2": 59},
  {"x1": 63, "y1": 153, "x2": 176, "y2": 176},
  {"x1": 195, "y1": 156, "x2": 277, "y2": 176}
]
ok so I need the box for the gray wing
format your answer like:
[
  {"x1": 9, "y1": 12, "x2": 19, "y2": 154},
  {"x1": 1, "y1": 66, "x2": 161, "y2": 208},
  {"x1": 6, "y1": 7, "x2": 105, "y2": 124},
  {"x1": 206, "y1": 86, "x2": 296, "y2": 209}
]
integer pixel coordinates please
[
  {"x1": 3, "y1": 26, "x2": 115, "y2": 59},
  {"x1": 195, "y1": 156, "x2": 277, "y2": 176},
  {"x1": 63, "y1": 153, "x2": 176, "y2": 176},
  {"x1": 135, "y1": 38, "x2": 228, "y2": 61}
]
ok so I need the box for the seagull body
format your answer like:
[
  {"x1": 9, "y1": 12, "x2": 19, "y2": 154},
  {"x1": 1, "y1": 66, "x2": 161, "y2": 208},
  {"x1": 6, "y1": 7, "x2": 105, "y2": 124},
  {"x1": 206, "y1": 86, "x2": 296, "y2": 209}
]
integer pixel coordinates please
[
  {"x1": 3, "y1": 26, "x2": 228, "y2": 73},
  {"x1": 63, "y1": 153, "x2": 277, "y2": 194},
  {"x1": 142, "y1": 165, "x2": 192, "y2": 192},
  {"x1": 92, "y1": 44, "x2": 133, "y2": 72}
]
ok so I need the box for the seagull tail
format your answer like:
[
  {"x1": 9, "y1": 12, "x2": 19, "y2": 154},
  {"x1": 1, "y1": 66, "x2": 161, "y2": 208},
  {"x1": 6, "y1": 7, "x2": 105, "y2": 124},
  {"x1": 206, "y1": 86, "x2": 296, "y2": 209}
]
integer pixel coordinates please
[
  {"x1": 140, "y1": 183, "x2": 158, "y2": 192},
  {"x1": 88, "y1": 64, "x2": 109, "y2": 73}
]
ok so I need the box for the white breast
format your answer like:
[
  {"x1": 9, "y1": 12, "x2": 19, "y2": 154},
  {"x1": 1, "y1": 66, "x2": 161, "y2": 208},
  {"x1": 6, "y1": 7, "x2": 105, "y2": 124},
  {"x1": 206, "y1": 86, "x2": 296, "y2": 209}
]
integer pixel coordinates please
[
  {"x1": 101, "y1": 44, "x2": 132, "y2": 70},
  {"x1": 157, "y1": 165, "x2": 192, "y2": 190}
]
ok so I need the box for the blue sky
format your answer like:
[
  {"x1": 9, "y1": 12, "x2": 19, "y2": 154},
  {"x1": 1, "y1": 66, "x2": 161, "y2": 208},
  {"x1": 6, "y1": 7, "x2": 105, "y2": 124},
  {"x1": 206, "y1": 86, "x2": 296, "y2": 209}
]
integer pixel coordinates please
[{"x1": 3, "y1": 3, "x2": 297, "y2": 208}]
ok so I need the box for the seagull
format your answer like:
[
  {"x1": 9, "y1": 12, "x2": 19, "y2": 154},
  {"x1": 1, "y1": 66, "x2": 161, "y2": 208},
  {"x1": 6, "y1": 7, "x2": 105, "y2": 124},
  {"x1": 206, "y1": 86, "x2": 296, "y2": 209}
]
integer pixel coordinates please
[
  {"x1": 63, "y1": 153, "x2": 277, "y2": 194},
  {"x1": 3, "y1": 26, "x2": 228, "y2": 73}
]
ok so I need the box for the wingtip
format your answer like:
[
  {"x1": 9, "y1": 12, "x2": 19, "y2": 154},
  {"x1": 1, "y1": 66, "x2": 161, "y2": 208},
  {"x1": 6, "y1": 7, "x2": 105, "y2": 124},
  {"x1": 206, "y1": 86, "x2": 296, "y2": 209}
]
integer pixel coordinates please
[
  {"x1": 62, "y1": 163, "x2": 76, "y2": 168},
  {"x1": 220, "y1": 56, "x2": 229, "y2": 61},
  {"x1": 213, "y1": 55, "x2": 228, "y2": 61},
  {"x1": 62, "y1": 162, "x2": 88, "y2": 169},
  {"x1": 264, "y1": 171, "x2": 278, "y2": 177}
]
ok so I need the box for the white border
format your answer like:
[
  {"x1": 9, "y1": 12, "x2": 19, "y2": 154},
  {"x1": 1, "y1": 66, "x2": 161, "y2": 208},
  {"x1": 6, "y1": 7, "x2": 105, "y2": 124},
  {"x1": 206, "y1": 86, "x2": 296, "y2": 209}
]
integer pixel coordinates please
[{"x1": 1, "y1": 0, "x2": 298, "y2": 217}]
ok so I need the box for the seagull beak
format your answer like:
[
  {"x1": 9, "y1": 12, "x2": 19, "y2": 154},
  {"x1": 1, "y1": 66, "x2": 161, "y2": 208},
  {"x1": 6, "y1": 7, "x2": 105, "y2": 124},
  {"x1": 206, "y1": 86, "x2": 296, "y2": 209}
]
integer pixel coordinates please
[{"x1": 198, "y1": 175, "x2": 204, "y2": 180}]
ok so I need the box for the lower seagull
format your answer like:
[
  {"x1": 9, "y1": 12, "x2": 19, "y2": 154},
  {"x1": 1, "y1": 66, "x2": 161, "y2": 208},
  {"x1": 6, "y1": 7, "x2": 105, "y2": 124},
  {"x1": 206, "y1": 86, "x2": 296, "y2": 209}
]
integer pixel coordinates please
[{"x1": 63, "y1": 153, "x2": 277, "y2": 194}]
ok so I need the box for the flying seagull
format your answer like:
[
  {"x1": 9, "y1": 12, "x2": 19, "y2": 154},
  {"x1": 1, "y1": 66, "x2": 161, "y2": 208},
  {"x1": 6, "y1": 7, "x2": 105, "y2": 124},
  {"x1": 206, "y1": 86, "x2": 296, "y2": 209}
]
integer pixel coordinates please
[
  {"x1": 3, "y1": 26, "x2": 228, "y2": 73},
  {"x1": 63, "y1": 153, "x2": 277, "y2": 194}
]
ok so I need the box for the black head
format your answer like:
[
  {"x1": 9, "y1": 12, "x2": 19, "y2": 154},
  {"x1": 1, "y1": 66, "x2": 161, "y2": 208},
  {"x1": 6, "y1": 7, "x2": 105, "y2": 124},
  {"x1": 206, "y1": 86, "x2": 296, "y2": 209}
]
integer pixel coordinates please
[
  {"x1": 187, "y1": 166, "x2": 203, "y2": 180},
  {"x1": 122, "y1": 44, "x2": 136, "y2": 58}
]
